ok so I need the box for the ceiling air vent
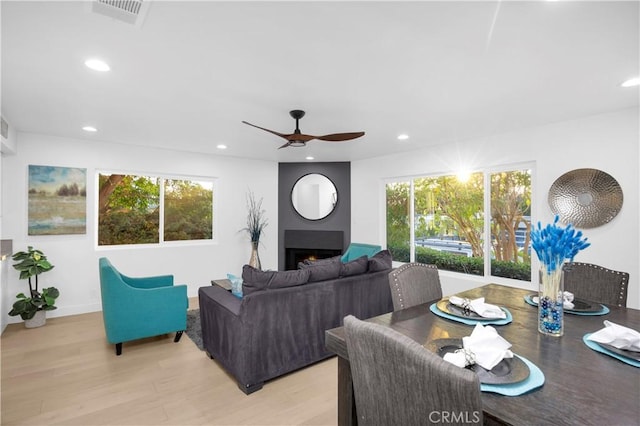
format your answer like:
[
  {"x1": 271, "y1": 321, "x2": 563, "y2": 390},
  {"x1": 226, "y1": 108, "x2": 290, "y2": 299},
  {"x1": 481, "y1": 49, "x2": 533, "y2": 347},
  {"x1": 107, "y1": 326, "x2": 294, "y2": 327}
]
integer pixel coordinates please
[{"x1": 92, "y1": 0, "x2": 150, "y2": 27}]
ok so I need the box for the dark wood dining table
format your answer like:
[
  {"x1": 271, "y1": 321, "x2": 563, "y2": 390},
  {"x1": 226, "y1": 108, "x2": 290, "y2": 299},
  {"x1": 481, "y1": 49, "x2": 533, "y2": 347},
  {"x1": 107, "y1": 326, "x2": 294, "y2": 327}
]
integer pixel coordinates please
[{"x1": 325, "y1": 283, "x2": 640, "y2": 426}]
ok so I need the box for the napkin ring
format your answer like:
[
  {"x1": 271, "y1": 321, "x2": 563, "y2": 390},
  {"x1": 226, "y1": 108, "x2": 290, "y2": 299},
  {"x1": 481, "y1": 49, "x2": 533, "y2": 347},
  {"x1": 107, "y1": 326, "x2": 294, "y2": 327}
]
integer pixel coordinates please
[
  {"x1": 454, "y1": 348, "x2": 476, "y2": 366},
  {"x1": 460, "y1": 298, "x2": 473, "y2": 315}
]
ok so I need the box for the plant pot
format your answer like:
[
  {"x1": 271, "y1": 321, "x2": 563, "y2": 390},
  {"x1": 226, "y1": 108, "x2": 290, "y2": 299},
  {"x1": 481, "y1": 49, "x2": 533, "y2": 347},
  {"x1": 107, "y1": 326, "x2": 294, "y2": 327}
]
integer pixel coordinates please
[
  {"x1": 249, "y1": 241, "x2": 262, "y2": 271},
  {"x1": 24, "y1": 310, "x2": 46, "y2": 328}
]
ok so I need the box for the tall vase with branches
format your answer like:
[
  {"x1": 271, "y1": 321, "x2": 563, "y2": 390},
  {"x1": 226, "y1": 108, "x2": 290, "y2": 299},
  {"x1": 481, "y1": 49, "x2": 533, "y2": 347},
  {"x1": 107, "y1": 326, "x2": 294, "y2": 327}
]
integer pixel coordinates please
[{"x1": 242, "y1": 191, "x2": 268, "y2": 270}]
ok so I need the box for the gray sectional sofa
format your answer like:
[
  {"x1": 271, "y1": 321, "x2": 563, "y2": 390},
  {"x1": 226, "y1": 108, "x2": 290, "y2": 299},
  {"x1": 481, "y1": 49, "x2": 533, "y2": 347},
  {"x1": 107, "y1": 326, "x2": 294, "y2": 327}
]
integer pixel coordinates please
[{"x1": 198, "y1": 251, "x2": 393, "y2": 394}]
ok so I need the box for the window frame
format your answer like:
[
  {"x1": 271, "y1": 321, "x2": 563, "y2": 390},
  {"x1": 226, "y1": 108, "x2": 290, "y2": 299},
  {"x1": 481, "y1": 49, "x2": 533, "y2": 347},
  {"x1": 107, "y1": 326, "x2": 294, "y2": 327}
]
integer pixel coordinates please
[
  {"x1": 95, "y1": 170, "x2": 218, "y2": 249},
  {"x1": 383, "y1": 161, "x2": 535, "y2": 282}
]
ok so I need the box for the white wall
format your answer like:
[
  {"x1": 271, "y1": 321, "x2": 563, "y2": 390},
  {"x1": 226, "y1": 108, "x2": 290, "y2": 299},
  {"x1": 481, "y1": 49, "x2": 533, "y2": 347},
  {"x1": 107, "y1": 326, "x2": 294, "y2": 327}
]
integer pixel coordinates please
[
  {"x1": 352, "y1": 108, "x2": 640, "y2": 309},
  {"x1": 1, "y1": 115, "x2": 17, "y2": 331},
  {"x1": 1, "y1": 132, "x2": 278, "y2": 327},
  {"x1": 0, "y1": 151, "x2": 6, "y2": 332}
]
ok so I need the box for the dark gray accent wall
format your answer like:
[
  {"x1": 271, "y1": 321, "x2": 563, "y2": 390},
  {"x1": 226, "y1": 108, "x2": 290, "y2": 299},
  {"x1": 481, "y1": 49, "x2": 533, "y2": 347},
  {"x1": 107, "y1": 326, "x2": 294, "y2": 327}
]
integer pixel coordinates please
[{"x1": 278, "y1": 162, "x2": 350, "y2": 271}]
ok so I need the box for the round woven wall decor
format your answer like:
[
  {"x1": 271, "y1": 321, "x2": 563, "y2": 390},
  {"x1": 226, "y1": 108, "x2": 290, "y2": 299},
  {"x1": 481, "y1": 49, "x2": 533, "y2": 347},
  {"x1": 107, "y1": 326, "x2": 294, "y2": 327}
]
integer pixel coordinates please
[{"x1": 548, "y1": 168, "x2": 623, "y2": 229}]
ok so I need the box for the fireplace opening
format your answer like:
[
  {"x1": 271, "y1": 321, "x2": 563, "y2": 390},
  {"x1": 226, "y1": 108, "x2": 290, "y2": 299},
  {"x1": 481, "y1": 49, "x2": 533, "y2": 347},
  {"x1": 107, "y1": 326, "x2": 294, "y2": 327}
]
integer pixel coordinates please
[
  {"x1": 284, "y1": 229, "x2": 344, "y2": 270},
  {"x1": 286, "y1": 247, "x2": 342, "y2": 270}
]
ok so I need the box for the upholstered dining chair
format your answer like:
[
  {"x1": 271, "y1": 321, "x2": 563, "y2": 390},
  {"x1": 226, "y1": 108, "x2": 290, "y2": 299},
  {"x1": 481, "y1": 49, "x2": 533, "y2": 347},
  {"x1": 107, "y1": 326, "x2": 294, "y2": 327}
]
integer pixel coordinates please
[
  {"x1": 98, "y1": 257, "x2": 188, "y2": 355},
  {"x1": 562, "y1": 262, "x2": 629, "y2": 307},
  {"x1": 344, "y1": 315, "x2": 483, "y2": 426},
  {"x1": 388, "y1": 262, "x2": 443, "y2": 311}
]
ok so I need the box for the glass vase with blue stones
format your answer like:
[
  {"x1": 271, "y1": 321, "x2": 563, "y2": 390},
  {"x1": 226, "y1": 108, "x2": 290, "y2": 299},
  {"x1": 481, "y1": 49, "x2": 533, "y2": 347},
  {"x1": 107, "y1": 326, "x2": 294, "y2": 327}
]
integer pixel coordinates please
[
  {"x1": 539, "y1": 266, "x2": 564, "y2": 336},
  {"x1": 531, "y1": 216, "x2": 590, "y2": 338}
]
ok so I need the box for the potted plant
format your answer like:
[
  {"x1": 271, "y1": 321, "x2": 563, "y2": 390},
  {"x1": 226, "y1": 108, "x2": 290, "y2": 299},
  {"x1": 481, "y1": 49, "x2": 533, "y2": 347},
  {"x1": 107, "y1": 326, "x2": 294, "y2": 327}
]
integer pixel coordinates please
[{"x1": 9, "y1": 246, "x2": 59, "y2": 328}]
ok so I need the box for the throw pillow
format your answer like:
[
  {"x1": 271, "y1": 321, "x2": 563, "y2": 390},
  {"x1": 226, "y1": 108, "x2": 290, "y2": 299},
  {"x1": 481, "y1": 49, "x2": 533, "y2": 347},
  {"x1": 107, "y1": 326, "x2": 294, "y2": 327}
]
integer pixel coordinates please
[
  {"x1": 242, "y1": 265, "x2": 310, "y2": 295},
  {"x1": 299, "y1": 256, "x2": 342, "y2": 282},
  {"x1": 227, "y1": 273, "x2": 243, "y2": 299},
  {"x1": 301, "y1": 256, "x2": 342, "y2": 282},
  {"x1": 368, "y1": 249, "x2": 392, "y2": 272},
  {"x1": 340, "y1": 255, "x2": 369, "y2": 277}
]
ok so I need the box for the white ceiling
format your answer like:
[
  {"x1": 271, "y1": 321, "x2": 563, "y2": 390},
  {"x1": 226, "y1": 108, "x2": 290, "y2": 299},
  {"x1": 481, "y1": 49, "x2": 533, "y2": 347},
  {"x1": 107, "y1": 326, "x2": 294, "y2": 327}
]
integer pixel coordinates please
[{"x1": 2, "y1": 1, "x2": 638, "y2": 163}]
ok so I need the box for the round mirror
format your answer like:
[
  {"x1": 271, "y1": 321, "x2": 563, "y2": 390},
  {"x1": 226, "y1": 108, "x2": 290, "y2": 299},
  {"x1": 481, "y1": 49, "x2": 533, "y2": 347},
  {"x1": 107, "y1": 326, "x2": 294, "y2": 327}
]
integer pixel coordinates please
[{"x1": 291, "y1": 173, "x2": 338, "y2": 220}]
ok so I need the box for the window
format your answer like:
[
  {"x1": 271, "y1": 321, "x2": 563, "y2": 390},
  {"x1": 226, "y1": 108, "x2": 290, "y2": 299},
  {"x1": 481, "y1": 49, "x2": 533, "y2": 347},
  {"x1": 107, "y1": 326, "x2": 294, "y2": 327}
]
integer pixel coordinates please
[
  {"x1": 489, "y1": 170, "x2": 531, "y2": 280},
  {"x1": 98, "y1": 173, "x2": 214, "y2": 246},
  {"x1": 385, "y1": 181, "x2": 411, "y2": 262},
  {"x1": 164, "y1": 178, "x2": 213, "y2": 241},
  {"x1": 385, "y1": 166, "x2": 531, "y2": 281}
]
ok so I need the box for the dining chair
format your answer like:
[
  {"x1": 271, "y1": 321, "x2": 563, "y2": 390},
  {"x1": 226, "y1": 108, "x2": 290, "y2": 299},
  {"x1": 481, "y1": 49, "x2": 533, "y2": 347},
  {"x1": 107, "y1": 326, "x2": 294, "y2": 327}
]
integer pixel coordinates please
[
  {"x1": 563, "y1": 262, "x2": 629, "y2": 307},
  {"x1": 98, "y1": 257, "x2": 188, "y2": 355},
  {"x1": 388, "y1": 262, "x2": 443, "y2": 310},
  {"x1": 344, "y1": 315, "x2": 483, "y2": 426}
]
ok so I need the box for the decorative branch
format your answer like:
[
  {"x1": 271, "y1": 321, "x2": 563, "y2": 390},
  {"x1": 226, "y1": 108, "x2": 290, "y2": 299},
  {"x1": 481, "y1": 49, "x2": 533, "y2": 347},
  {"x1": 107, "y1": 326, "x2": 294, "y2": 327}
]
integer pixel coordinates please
[{"x1": 242, "y1": 191, "x2": 268, "y2": 243}]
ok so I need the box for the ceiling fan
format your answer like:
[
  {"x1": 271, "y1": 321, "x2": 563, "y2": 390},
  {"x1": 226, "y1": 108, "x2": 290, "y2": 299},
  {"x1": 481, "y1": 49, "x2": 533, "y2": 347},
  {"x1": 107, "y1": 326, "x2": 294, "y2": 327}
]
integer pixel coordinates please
[{"x1": 242, "y1": 110, "x2": 365, "y2": 149}]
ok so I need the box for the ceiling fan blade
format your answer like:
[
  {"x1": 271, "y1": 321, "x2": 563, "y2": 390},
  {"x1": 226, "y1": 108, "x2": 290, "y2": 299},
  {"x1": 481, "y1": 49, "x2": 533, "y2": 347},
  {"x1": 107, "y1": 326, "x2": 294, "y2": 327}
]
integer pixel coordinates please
[
  {"x1": 244, "y1": 110, "x2": 365, "y2": 149},
  {"x1": 285, "y1": 133, "x2": 316, "y2": 142},
  {"x1": 242, "y1": 121, "x2": 288, "y2": 140},
  {"x1": 316, "y1": 132, "x2": 365, "y2": 142}
]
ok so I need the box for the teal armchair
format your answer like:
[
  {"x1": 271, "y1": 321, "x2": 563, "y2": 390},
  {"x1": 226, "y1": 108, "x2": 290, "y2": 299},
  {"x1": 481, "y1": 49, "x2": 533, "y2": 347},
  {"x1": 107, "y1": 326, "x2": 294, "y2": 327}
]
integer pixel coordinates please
[
  {"x1": 98, "y1": 257, "x2": 188, "y2": 355},
  {"x1": 341, "y1": 243, "x2": 382, "y2": 263}
]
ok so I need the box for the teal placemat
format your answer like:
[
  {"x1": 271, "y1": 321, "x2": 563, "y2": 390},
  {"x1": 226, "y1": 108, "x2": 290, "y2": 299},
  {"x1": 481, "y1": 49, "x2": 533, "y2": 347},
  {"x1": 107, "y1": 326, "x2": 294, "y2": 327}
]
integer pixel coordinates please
[
  {"x1": 583, "y1": 333, "x2": 640, "y2": 368},
  {"x1": 524, "y1": 294, "x2": 609, "y2": 316},
  {"x1": 429, "y1": 303, "x2": 512, "y2": 326},
  {"x1": 480, "y1": 355, "x2": 545, "y2": 396}
]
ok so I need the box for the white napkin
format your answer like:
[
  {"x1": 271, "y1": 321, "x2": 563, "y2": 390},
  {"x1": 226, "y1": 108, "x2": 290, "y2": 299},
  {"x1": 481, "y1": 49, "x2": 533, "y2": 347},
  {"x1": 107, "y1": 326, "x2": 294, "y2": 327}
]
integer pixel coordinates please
[
  {"x1": 449, "y1": 296, "x2": 506, "y2": 319},
  {"x1": 443, "y1": 323, "x2": 514, "y2": 370},
  {"x1": 532, "y1": 291, "x2": 575, "y2": 309},
  {"x1": 562, "y1": 291, "x2": 574, "y2": 309},
  {"x1": 587, "y1": 320, "x2": 640, "y2": 352}
]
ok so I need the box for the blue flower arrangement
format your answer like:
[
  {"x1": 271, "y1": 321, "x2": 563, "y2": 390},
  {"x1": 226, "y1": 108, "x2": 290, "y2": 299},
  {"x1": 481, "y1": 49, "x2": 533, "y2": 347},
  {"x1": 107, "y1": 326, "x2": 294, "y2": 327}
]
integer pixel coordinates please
[
  {"x1": 532, "y1": 215, "x2": 590, "y2": 336},
  {"x1": 531, "y1": 215, "x2": 590, "y2": 272}
]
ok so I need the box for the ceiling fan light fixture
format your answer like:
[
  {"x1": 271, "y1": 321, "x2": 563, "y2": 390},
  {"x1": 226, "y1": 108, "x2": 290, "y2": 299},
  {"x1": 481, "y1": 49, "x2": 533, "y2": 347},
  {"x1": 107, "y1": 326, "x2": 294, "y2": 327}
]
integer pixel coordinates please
[{"x1": 289, "y1": 141, "x2": 306, "y2": 147}]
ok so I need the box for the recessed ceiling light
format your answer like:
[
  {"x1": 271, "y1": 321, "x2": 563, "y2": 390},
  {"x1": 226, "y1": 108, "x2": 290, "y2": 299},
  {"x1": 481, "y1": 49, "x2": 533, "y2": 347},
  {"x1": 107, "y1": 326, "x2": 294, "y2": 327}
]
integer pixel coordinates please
[
  {"x1": 216, "y1": 144, "x2": 227, "y2": 150},
  {"x1": 397, "y1": 134, "x2": 409, "y2": 141},
  {"x1": 305, "y1": 156, "x2": 314, "y2": 160},
  {"x1": 82, "y1": 126, "x2": 97, "y2": 132},
  {"x1": 85, "y1": 58, "x2": 110, "y2": 72},
  {"x1": 621, "y1": 77, "x2": 640, "y2": 87}
]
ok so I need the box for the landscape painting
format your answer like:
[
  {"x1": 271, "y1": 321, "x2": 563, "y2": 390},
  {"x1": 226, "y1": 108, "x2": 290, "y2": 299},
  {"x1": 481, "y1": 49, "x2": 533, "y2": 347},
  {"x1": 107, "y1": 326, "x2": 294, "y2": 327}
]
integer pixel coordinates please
[{"x1": 28, "y1": 165, "x2": 87, "y2": 235}]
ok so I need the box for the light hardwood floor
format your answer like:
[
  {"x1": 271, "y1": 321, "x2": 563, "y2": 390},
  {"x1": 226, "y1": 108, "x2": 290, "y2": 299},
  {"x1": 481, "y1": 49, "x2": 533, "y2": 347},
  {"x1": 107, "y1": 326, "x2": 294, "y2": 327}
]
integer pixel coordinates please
[{"x1": 1, "y1": 298, "x2": 338, "y2": 425}]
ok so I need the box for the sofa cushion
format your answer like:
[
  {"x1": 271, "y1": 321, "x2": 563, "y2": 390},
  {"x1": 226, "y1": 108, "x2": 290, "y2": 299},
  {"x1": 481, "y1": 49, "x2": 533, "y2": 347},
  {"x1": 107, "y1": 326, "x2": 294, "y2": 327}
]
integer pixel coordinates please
[
  {"x1": 299, "y1": 256, "x2": 342, "y2": 282},
  {"x1": 242, "y1": 265, "x2": 310, "y2": 295},
  {"x1": 340, "y1": 255, "x2": 369, "y2": 277},
  {"x1": 368, "y1": 249, "x2": 392, "y2": 272}
]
